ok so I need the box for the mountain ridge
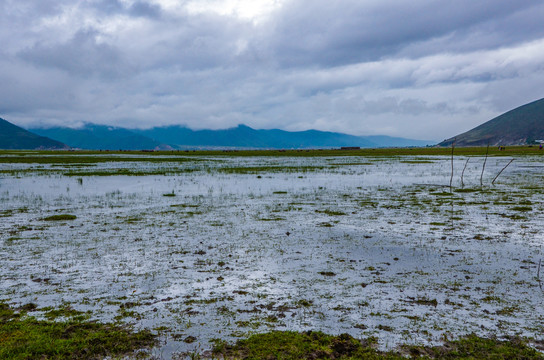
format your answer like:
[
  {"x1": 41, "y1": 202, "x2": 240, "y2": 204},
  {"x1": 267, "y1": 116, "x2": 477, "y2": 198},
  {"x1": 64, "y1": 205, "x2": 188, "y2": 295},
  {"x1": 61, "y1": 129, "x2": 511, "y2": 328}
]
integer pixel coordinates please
[
  {"x1": 0, "y1": 118, "x2": 67, "y2": 150},
  {"x1": 28, "y1": 123, "x2": 433, "y2": 149},
  {"x1": 31, "y1": 124, "x2": 172, "y2": 150},
  {"x1": 439, "y1": 98, "x2": 544, "y2": 146}
]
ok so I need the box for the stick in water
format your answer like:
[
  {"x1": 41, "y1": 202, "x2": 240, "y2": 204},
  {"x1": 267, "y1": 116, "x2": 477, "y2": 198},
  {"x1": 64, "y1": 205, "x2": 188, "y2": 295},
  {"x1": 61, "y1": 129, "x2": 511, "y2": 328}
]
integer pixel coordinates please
[
  {"x1": 449, "y1": 139, "x2": 456, "y2": 192},
  {"x1": 492, "y1": 159, "x2": 514, "y2": 185},
  {"x1": 460, "y1": 158, "x2": 469, "y2": 188},
  {"x1": 480, "y1": 143, "x2": 489, "y2": 186},
  {"x1": 538, "y1": 259, "x2": 542, "y2": 291}
]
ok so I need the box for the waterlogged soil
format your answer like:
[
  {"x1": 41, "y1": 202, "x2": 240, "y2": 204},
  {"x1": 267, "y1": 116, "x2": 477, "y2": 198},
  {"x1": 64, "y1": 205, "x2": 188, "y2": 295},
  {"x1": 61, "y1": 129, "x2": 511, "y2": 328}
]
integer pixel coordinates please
[{"x1": 1, "y1": 153, "x2": 543, "y2": 357}]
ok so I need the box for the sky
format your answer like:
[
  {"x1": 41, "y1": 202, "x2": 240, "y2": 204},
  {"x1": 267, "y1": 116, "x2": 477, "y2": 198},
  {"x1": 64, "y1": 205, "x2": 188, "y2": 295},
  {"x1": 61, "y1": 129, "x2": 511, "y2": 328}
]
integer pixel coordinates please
[{"x1": 1, "y1": 0, "x2": 544, "y2": 141}]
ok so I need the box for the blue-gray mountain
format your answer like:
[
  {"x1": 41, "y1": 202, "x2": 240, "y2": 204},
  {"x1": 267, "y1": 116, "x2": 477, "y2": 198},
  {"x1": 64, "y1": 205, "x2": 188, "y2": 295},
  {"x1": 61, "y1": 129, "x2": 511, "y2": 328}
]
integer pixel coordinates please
[
  {"x1": 28, "y1": 123, "x2": 432, "y2": 150},
  {"x1": 0, "y1": 118, "x2": 67, "y2": 149},
  {"x1": 439, "y1": 97, "x2": 544, "y2": 146},
  {"x1": 30, "y1": 124, "x2": 172, "y2": 150}
]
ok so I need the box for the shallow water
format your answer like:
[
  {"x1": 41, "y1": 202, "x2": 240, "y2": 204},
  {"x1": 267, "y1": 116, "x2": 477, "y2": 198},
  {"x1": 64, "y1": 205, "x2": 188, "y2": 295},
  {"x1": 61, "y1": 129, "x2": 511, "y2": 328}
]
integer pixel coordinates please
[{"x1": 1, "y1": 154, "x2": 543, "y2": 357}]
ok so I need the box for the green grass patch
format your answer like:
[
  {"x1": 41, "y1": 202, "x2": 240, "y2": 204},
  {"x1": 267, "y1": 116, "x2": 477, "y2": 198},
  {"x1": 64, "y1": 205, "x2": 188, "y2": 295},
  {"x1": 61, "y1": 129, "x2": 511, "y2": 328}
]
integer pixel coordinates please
[
  {"x1": 511, "y1": 206, "x2": 532, "y2": 212},
  {"x1": 318, "y1": 271, "x2": 336, "y2": 277},
  {"x1": 42, "y1": 306, "x2": 90, "y2": 322},
  {"x1": 481, "y1": 295, "x2": 502, "y2": 303},
  {"x1": 295, "y1": 299, "x2": 314, "y2": 308},
  {"x1": 409, "y1": 297, "x2": 438, "y2": 307},
  {"x1": 401, "y1": 160, "x2": 434, "y2": 164},
  {"x1": 1, "y1": 146, "x2": 543, "y2": 162},
  {"x1": 403, "y1": 334, "x2": 544, "y2": 359},
  {"x1": 258, "y1": 217, "x2": 286, "y2": 221},
  {"x1": 434, "y1": 191, "x2": 455, "y2": 197},
  {"x1": 0, "y1": 154, "x2": 201, "y2": 164},
  {"x1": 210, "y1": 331, "x2": 544, "y2": 359},
  {"x1": 315, "y1": 209, "x2": 347, "y2": 216},
  {"x1": 64, "y1": 168, "x2": 198, "y2": 176},
  {"x1": 329, "y1": 162, "x2": 372, "y2": 166},
  {"x1": 42, "y1": 214, "x2": 77, "y2": 221},
  {"x1": 0, "y1": 210, "x2": 15, "y2": 217},
  {"x1": 496, "y1": 305, "x2": 520, "y2": 316},
  {"x1": 0, "y1": 303, "x2": 156, "y2": 359},
  {"x1": 170, "y1": 203, "x2": 200, "y2": 208},
  {"x1": 217, "y1": 166, "x2": 326, "y2": 174},
  {"x1": 454, "y1": 188, "x2": 481, "y2": 193}
]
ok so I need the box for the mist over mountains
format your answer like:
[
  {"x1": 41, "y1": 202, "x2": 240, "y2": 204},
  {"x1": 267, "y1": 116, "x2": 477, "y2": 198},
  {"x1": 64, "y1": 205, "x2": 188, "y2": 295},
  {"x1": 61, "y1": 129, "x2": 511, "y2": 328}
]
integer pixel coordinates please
[
  {"x1": 0, "y1": 94, "x2": 544, "y2": 150},
  {"x1": 30, "y1": 125, "x2": 169, "y2": 150},
  {"x1": 28, "y1": 124, "x2": 433, "y2": 150},
  {"x1": 5, "y1": 95, "x2": 543, "y2": 150}
]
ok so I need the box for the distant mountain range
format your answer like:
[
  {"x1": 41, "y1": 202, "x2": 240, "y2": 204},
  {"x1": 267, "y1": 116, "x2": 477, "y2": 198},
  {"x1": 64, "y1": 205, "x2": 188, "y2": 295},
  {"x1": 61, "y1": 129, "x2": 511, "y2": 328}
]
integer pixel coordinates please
[
  {"x1": 28, "y1": 123, "x2": 433, "y2": 150},
  {"x1": 439, "y1": 98, "x2": 544, "y2": 146},
  {"x1": 31, "y1": 124, "x2": 171, "y2": 150},
  {"x1": 0, "y1": 118, "x2": 67, "y2": 150},
  {"x1": 4, "y1": 96, "x2": 543, "y2": 150}
]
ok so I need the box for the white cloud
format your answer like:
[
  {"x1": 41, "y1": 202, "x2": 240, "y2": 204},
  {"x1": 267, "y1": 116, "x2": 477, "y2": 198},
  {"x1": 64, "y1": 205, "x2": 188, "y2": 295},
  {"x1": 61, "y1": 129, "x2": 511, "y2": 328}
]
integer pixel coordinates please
[
  {"x1": 1, "y1": 0, "x2": 544, "y2": 140},
  {"x1": 184, "y1": 0, "x2": 285, "y2": 23}
]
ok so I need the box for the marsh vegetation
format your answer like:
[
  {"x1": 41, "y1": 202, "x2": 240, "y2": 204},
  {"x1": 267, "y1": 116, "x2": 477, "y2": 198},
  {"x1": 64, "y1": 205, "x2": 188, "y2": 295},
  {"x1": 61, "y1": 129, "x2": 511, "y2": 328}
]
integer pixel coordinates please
[{"x1": 0, "y1": 148, "x2": 543, "y2": 358}]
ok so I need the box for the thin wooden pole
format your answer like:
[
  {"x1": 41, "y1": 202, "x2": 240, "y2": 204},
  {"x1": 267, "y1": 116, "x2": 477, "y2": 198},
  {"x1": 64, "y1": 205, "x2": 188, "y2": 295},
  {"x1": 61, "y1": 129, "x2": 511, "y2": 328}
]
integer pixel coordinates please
[
  {"x1": 460, "y1": 158, "x2": 469, "y2": 188},
  {"x1": 480, "y1": 143, "x2": 489, "y2": 186},
  {"x1": 449, "y1": 139, "x2": 455, "y2": 192},
  {"x1": 492, "y1": 159, "x2": 514, "y2": 185}
]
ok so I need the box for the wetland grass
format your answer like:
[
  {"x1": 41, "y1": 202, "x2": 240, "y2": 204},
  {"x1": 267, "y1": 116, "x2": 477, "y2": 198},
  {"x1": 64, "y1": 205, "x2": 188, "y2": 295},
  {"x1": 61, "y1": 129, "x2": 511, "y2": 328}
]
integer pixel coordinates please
[
  {"x1": 210, "y1": 331, "x2": 544, "y2": 360},
  {"x1": 217, "y1": 165, "x2": 326, "y2": 174},
  {"x1": 2, "y1": 147, "x2": 544, "y2": 356},
  {"x1": 42, "y1": 214, "x2": 77, "y2": 221},
  {"x1": 64, "y1": 168, "x2": 199, "y2": 176},
  {"x1": 1, "y1": 145, "x2": 542, "y2": 164},
  {"x1": 315, "y1": 209, "x2": 347, "y2": 216},
  {"x1": 0, "y1": 303, "x2": 156, "y2": 359},
  {"x1": 0, "y1": 153, "x2": 201, "y2": 164}
]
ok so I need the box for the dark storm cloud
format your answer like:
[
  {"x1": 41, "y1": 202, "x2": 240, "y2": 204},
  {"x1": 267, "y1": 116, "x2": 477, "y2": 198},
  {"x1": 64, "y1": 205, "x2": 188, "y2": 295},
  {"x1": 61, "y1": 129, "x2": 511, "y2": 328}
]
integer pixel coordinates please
[
  {"x1": 19, "y1": 29, "x2": 128, "y2": 78},
  {"x1": 89, "y1": 0, "x2": 162, "y2": 18},
  {"x1": 88, "y1": 0, "x2": 125, "y2": 14},
  {"x1": 398, "y1": 3, "x2": 544, "y2": 58},
  {"x1": 133, "y1": 14, "x2": 251, "y2": 71},
  {"x1": 1, "y1": 0, "x2": 64, "y2": 18},
  {"x1": 262, "y1": 0, "x2": 544, "y2": 67},
  {"x1": 129, "y1": 1, "x2": 162, "y2": 18}
]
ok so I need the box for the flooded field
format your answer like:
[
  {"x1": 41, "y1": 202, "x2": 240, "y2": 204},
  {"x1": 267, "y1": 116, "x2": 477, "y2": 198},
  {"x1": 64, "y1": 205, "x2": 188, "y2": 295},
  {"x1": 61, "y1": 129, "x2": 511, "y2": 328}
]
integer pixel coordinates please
[{"x1": 1, "y1": 151, "x2": 543, "y2": 357}]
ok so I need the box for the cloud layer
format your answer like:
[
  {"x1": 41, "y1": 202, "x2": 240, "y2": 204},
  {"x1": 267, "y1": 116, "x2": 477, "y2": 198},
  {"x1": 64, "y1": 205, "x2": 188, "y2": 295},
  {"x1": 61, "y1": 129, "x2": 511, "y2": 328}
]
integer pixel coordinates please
[{"x1": 2, "y1": 0, "x2": 544, "y2": 140}]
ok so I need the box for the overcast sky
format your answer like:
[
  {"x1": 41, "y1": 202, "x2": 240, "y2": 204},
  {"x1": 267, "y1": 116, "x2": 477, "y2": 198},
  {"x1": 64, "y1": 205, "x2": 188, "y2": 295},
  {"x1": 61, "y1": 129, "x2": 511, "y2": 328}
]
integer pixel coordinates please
[{"x1": 1, "y1": 0, "x2": 543, "y2": 140}]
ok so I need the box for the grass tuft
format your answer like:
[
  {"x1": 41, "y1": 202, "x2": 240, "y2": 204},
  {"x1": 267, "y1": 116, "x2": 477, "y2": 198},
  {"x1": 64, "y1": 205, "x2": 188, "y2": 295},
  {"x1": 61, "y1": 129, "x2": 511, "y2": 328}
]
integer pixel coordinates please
[
  {"x1": 42, "y1": 214, "x2": 77, "y2": 221},
  {"x1": 211, "y1": 331, "x2": 544, "y2": 359},
  {"x1": 0, "y1": 303, "x2": 156, "y2": 359}
]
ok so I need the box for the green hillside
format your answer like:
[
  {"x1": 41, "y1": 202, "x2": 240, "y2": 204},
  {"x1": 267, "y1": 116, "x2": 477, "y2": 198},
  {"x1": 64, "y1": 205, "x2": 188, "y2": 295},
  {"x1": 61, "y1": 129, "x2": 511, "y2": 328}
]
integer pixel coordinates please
[
  {"x1": 0, "y1": 118, "x2": 67, "y2": 149},
  {"x1": 440, "y1": 98, "x2": 544, "y2": 146}
]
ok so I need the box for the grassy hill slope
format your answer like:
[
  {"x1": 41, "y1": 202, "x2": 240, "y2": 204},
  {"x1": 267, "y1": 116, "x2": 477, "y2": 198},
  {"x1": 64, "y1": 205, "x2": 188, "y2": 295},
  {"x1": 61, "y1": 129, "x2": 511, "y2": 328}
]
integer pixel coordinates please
[
  {"x1": 440, "y1": 98, "x2": 544, "y2": 146},
  {"x1": 0, "y1": 118, "x2": 67, "y2": 149}
]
